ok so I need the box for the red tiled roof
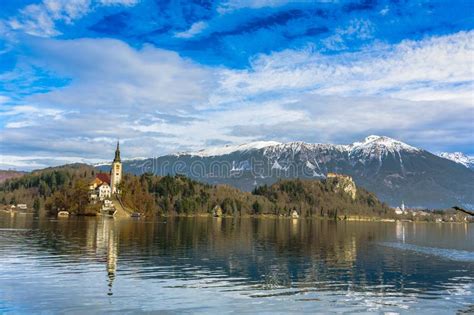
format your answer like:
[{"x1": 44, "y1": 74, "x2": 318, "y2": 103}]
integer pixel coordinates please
[
  {"x1": 90, "y1": 177, "x2": 102, "y2": 186},
  {"x1": 96, "y1": 173, "x2": 110, "y2": 185}
]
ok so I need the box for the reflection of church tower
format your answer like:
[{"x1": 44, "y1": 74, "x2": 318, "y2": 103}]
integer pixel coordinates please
[
  {"x1": 110, "y1": 141, "x2": 122, "y2": 194},
  {"x1": 96, "y1": 218, "x2": 119, "y2": 296},
  {"x1": 107, "y1": 226, "x2": 118, "y2": 296}
]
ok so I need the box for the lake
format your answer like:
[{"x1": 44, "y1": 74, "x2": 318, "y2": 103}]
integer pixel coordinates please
[{"x1": 0, "y1": 212, "x2": 473, "y2": 314}]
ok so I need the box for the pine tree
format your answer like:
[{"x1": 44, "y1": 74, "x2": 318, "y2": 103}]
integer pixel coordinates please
[{"x1": 33, "y1": 198, "x2": 41, "y2": 212}]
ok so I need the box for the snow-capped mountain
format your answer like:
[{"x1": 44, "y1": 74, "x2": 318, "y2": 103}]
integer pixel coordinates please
[
  {"x1": 182, "y1": 141, "x2": 282, "y2": 157},
  {"x1": 181, "y1": 135, "x2": 420, "y2": 160},
  {"x1": 97, "y1": 135, "x2": 474, "y2": 209},
  {"x1": 348, "y1": 135, "x2": 419, "y2": 156},
  {"x1": 438, "y1": 152, "x2": 474, "y2": 170}
]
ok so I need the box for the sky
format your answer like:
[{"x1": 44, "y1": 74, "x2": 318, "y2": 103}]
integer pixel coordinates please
[{"x1": 0, "y1": 0, "x2": 473, "y2": 170}]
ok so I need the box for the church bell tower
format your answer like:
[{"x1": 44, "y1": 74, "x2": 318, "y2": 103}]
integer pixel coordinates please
[{"x1": 110, "y1": 141, "x2": 122, "y2": 194}]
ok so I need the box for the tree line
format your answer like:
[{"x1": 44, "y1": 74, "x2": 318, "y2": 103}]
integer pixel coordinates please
[
  {"x1": 0, "y1": 164, "x2": 97, "y2": 215},
  {"x1": 0, "y1": 164, "x2": 393, "y2": 218}
]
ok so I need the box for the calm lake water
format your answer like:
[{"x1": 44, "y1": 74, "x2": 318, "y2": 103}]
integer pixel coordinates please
[{"x1": 1, "y1": 213, "x2": 473, "y2": 314}]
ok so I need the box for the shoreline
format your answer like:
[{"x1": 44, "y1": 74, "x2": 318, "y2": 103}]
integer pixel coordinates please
[{"x1": 2, "y1": 208, "x2": 471, "y2": 224}]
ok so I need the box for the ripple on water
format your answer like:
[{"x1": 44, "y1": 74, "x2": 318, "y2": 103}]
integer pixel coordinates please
[{"x1": 379, "y1": 242, "x2": 474, "y2": 262}]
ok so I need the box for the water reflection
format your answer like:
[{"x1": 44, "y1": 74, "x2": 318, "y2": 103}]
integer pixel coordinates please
[
  {"x1": 97, "y1": 219, "x2": 118, "y2": 296},
  {"x1": 396, "y1": 220, "x2": 406, "y2": 243},
  {"x1": 0, "y1": 214, "x2": 473, "y2": 313}
]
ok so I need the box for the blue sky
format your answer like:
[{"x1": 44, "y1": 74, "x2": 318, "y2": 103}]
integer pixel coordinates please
[{"x1": 0, "y1": 0, "x2": 473, "y2": 169}]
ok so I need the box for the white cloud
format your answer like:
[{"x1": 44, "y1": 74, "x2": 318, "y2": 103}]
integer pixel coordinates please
[
  {"x1": 380, "y1": 6, "x2": 389, "y2": 15},
  {"x1": 219, "y1": 31, "x2": 474, "y2": 105},
  {"x1": 7, "y1": 0, "x2": 91, "y2": 37},
  {"x1": 0, "y1": 95, "x2": 11, "y2": 105},
  {"x1": 1, "y1": 105, "x2": 68, "y2": 129},
  {"x1": 43, "y1": 0, "x2": 91, "y2": 23},
  {"x1": 322, "y1": 19, "x2": 375, "y2": 50},
  {"x1": 130, "y1": 99, "x2": 307, "y2": 150},
  {"x1": 3, "y1": 0, "x2": 138, "y2": 37},
  {"x1": 0, "y1": 154, "x2": 105, "y2": 170},
  {"x1": 23, "y1": 38, "x2": 215, "y2": 112},
  {"x1": 0, "y1": 105, "x2": 63, "y2": 117},
  {"x1": 175, "y1": 21, "x2": 208, "y2": 39},
  {"x1": 284, "y1": 95, "x2": 473, "y2": 147},
  {"x1": 5, "y1": 121, "x2": 36, "y2": 129}
]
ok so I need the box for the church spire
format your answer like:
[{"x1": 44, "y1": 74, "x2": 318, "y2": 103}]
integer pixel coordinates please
[
  {"x1": 113, "y1": 141, "x2": 121, "y2": 163},
  {"x1": 111, "y1": 141, "x2": 122, "y2": 194}
]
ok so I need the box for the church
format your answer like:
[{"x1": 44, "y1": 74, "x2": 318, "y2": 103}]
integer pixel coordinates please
[
  {"x1": 89, "y1": 142, "x2": 123, "y2": 201},
  {"x1": 110, "y1": 141, "x2": 122, "y2": 194}
]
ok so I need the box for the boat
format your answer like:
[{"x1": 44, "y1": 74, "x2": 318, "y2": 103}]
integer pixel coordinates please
[
  {"x1": 130, "y1": 212, "x2": 142, "y2": 218},
  {"x1": 57, "y1": 210, "x2": 70, "y2": 217}
]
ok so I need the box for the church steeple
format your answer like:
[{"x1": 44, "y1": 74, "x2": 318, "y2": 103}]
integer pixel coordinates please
[
  {"x1": 111, "y1": 141, "x2": 122, "y2": 194},
  {"x1": 113, "y1": 141, "x2": 121, "y2": 163}
]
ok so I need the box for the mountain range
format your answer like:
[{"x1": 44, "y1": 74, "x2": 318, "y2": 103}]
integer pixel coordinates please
[{"x1": 97, "y1": 135, "x2": 474, "y2": 209}]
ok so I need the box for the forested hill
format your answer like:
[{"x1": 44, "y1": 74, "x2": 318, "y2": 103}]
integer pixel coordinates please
[
  {"x1": 0, "y1": 164, "x2": 97, "y2": 214},
  {"x1": 0, "y1": 170, "x2": 27, "y2": 183},
  {"x1": 119, "y1": 173, "x2": 392, "y2": 218},
  {"x1": 0, "y1": 164, "x2": 392, "y2": 218}
]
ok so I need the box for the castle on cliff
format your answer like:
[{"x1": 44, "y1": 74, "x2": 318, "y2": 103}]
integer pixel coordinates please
[{"x1": 326, "y1": 172, "x2": 357, "y2": 200}]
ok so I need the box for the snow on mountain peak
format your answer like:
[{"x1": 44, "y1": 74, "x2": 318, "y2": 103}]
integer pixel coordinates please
[
  {"x1": 186, "y1": 141, "x2": 282, "y2": 157},
  {"x1": 350, "y1": 135, "x2": 420, "y2": 154},
  {"x1": 178, "y1": 136, "x2": 422, "y2": 158},
  {"x1": 439, "y1": 152, "x2": 474, "y2": 169},
  {"x1": 364, "y1": 135, "x2": 385, "y2": 143}
]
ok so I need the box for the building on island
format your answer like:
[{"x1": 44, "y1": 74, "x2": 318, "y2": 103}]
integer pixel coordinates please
[
  {"x1": 89, "y1": 173, "x2": 111, "y2": 201},
  {"x1": 89, "y1": 141, "x2": 123, "y2": 201},
  {"x1": 89, "y1": 177, "x2": 103, "y2": 190},
  {"x1": 98, "y1": 183, "x2": 112, "y2": 200},
  {"x1": 394, "y1": 201, "x2": 407, "y2": 215}
]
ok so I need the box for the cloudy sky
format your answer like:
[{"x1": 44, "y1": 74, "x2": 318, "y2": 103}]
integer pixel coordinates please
[{"x1": 0, "y1": 0, "x2": 473, "y2": 170}]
